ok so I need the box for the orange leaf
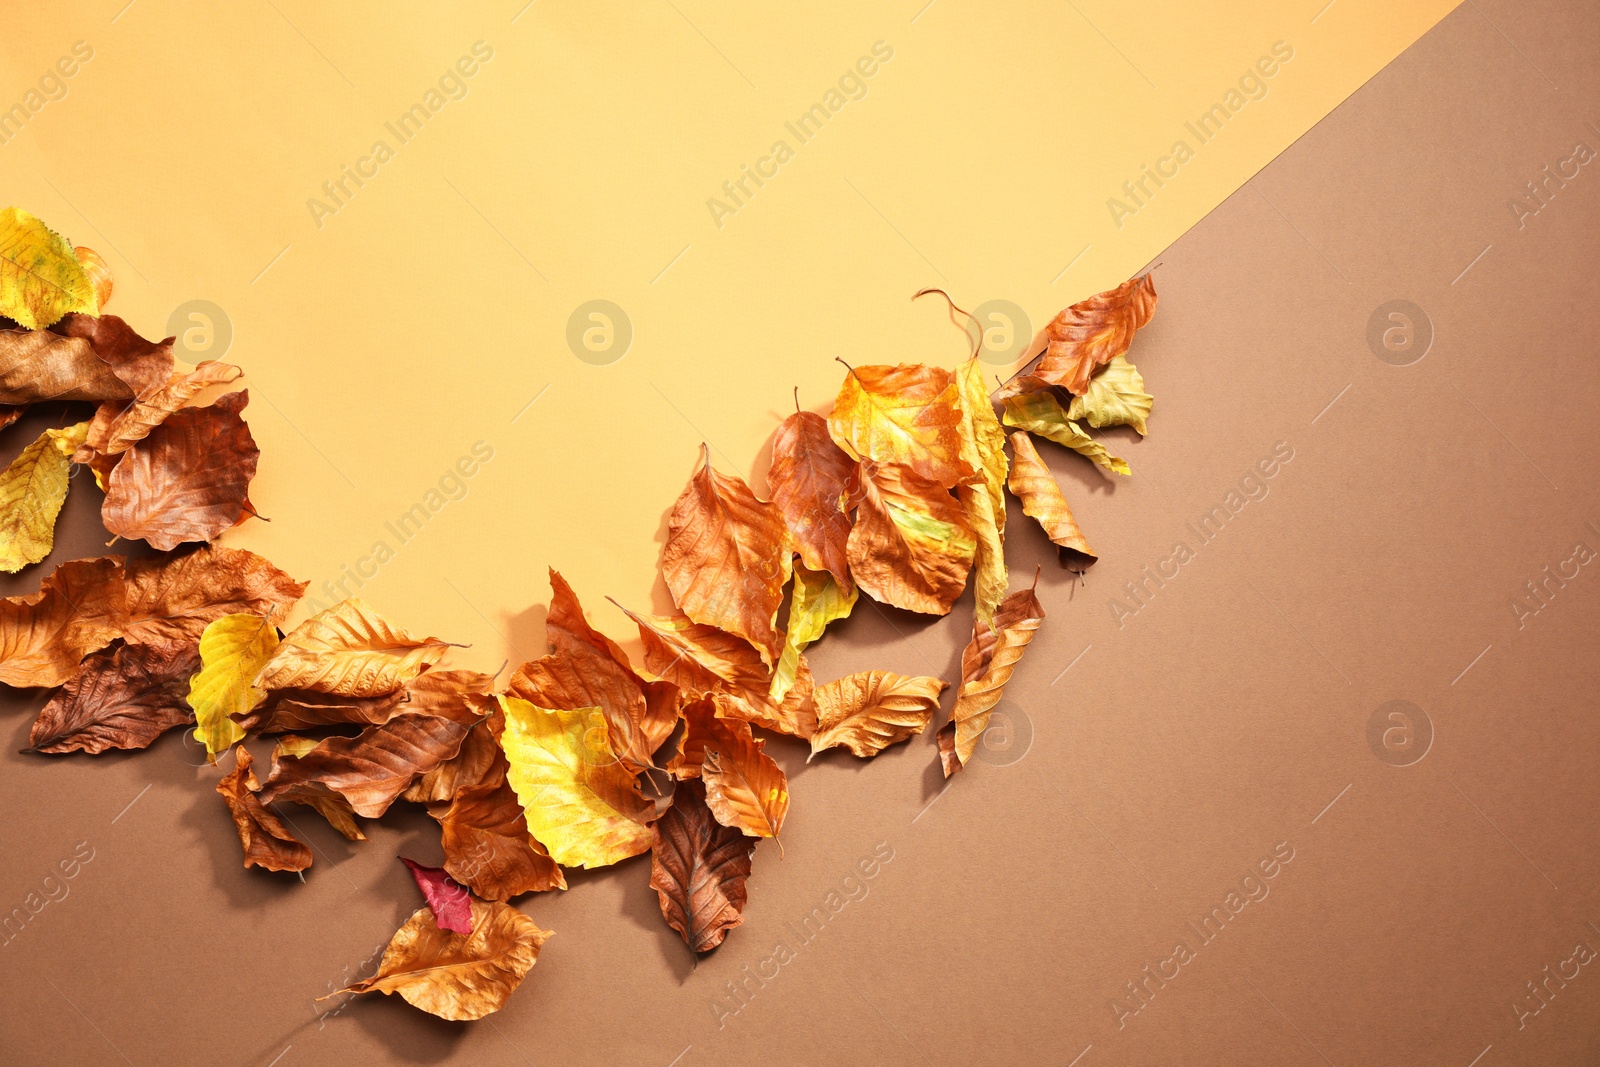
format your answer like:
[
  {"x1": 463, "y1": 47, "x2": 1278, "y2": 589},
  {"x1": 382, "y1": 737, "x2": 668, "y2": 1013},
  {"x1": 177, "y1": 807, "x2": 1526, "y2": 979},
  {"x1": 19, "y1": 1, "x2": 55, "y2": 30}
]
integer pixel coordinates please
[
  {"x1": 938, "y1": 585, "x2": 1045, "y2": 777},
  {"x1": 847, "y1": 460, "x2": 976, "y2": 616},
  {"x1": 258, "y1": 598, "x2": 453, "y2": 697},
  {"x1": 123, "y1": 544, "x2": 306, "y2": 646},
  {"x1": 1007, "y1": 431, "x2": 1098, "y2": 568},
  {"x1": 431, "y1": 779, "x2": 567, "y2": 899},
  {"x1": 768, "y1": 410, "x2": 855, "y2": 588},
  {"x1": 809, "y1": 670, "x2": 947, "y2": 759},
  {"x1": 702, "y1": 725, "x2": 789, "y2": 842},
  {"x1": 828, "y1": 363, "x2": 972, "y2": 487},
  {"x1": 1004, "y1": 273, "x2": 1156, "y2": 396},
  {"x1": 216, "y1": 747, "x2": 313, "y2": 873},
  {"x1": 0, "y1": 556, "x2": 127, "y2": 687}
]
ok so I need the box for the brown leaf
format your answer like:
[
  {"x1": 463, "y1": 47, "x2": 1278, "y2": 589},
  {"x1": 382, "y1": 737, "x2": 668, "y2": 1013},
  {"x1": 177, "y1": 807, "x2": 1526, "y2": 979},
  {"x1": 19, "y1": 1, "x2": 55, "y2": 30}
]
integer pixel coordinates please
[
  {"x1": 1007, "y1": 431, "x2": 1098, "y2": 568},
  {"x1": 259, "y1": 712, "x2": 475, "y2": 818},
  {"x1": 828, "y1": 364, "x2": 972, "y2": 487},
  {"x1": 809, "y1": 670, "x2": 947, "y2": 760},
  {"x1": 82, "y1": 360, "x2": 242, "y2": 457},
  {"x1": 661, "y1": 445, "x2": 791, "y2": 666},
  {"x1": 403, "y1": 706, "x2": 504, "y2": 802},
  {"x1": 51, "y1": 314, "x2": 175, "y2": 397},
  {"x1": 431, "y1": 778, "x2": 567, "y2": 899},
  {"x1": 1004, "y1": 273, "x2": 1157, "y2": 396},
  {"x1": 102, "y1": 389, "x2": 260, "y2": 550},
  {"x1": 703, "y1": 741, "x2": 788, "y2": 842},
  {"x1": 243, "y1": 689, "x2": 408, "y2": 734},
  {"x1": 666, "y1": 695, "x2": 753, "y2": 780},
  {"x1": 216, "y1": 746, "x2": 313, "y2": 873},
  {"x1": 258, "y1": 598, "x2": 453, "y2": 697},
  {"x1": 768, "y1": 410, "x2": 855, "y2": 588},
  {"x1": 0, "y1": 556, "x2": 127, "y2": 687},
  {"x1": 268, "y1": 737, "x2": 368, "y2": 840},
  {"x1": 329, "y1": 899, "x2": 551, "y2": 1021},
  {"x1": 27, "y1": 640, "x2": 198, "y2": 754},
  {"x1": 713, "y1": 652, "x2": 816, "y2": 740},
  {"x1": 937, "y1": 585, "x2": 1045, "y2": 777},
  {"x1": 123, "y1": 544, "x2": 306, "y2": 647},
  {"x1": 650, "y1": 778, "x2": 756, "y2": 954},
  {"x1": 0, "y1": 313, "x2": 169, "y2": 405},
  {"x1": 847, "y1": 460, "x2": 976, "y2": 616}
]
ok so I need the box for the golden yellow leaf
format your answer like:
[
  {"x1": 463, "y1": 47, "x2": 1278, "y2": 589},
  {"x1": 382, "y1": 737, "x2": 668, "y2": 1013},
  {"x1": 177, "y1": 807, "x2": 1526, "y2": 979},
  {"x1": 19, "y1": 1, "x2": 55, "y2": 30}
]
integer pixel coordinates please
[
  {"x1": 1001, "y1": 392, "x2": 1130, "y2": 476},
  {"x1": 828, "y1": 364, "x2": 972, "y2": 487},
  {"x1": 258, "y1": 598, "x2": 452, "y2": 697},
  {"x1": 0, "y1": 421, "x2": 87, "y2": 573},
  {"x1": 702, "y1": 727, "x2": 789, "y2": 842},
  {"x1": 809, "y1": 670, "x2": 947, "y2": 759},
  {"x1": 1007, "y1": 431, "x2": 1098, "y2": 568},
  {"x1": 73, "y1": 246, "x2": 113, "y2": 309},
  {"x1": 938, "y1": 586, "x2": 1045, "y2": 776},
  {"x1": 328, "y1": 899, "x2": 551, "y2": 1022},
  {"x1": 0, "y1": 207, "x2": 100, "y2": 329},
  {"x1": 1068, "y1": 354, "x2": 1152, "y2": 435},
  {"x1": 769, "y1": 565, "x2": 856, "y2": 702},
  {"x1": 954, "y1": 356, "x2": 1009, "y2": 623},
  {"x1": 497, "y1": 695, "x2": 654, "y2": 869},
  {"x1": 187, "y1": 613, "x2": 279, "y2": 759},
  {"x1": 847, "y1": 460, "x2": 976, "y2": 615}
]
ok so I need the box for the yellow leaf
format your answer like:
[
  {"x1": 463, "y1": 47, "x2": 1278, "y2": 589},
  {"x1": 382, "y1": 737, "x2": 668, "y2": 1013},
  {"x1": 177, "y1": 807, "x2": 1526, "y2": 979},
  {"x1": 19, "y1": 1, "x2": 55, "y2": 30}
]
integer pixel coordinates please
[
  {"x1": 1007, "y1": 431, "x2": 1098, "y2": 568},
  {"x1": 0, "y1": 207, "x2": 100, "y2": 329},
  {"x1": 497, "y1": 695, "x2": 654, "y2": 869},
  {"x1": 809, "y1": 670, "x2": 947, "y2": 759},
  {"x1": 1001, "y1": 392, "x2": 1130, "y2": 476},
  {"x1": 954, "y1": 356, "x2": 1009, "y2": 623},
  {"x1": 1068, "y1": 354, "x2": 1152, "y2": 435},
  {"x1": 828, "y1": 364, "x2": 972, "y2": 487},
  {"x1": 258, "y1": 598, "x2": 452, "y2": 696},
  {"x1": 0, "y1": 421, "x2": 87, "y2": 573},
  {"x1": 769, "y1": 565, "x2": 856, "y2": 702},
  {"x1": 187, "y1": 613, "x2": 279, "y2": 758},
  {"x1": 847, "y1": 460, "x2": 976, "y2": 615}
]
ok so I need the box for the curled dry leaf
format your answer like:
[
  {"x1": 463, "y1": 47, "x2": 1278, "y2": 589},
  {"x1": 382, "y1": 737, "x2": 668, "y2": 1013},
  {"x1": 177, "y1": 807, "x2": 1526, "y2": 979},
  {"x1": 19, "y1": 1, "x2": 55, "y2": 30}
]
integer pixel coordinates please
[
  {"x1": 847, "y1": 460, "x2": 976, "y2": 616},
  {"x1": 954, "y1": 357, "x2": 1009, "y2": 623},
  {"x1": 328, "y1": 899, "x2": 551, "y2": 1022},
  {"x1": 271, "y1": 736, "x2": 366, "y2": 840},
  {"x1": 1068, "y1": 354, "x2": 1152, "y2": 435},
  {"x1": 770, "y1": 565, "x2": 855, "y2": 703},
  {"x1": 83, "y1": 360, "x2": 243, "y2": 457},
  {"x1": 187, "y1": 613, "x2": 278, "y2": 759},
  {"x1": 123, "y1": 543, "x2": 307, "y2": 647},
  {"x1": 403, "y1": 703, "x2": 503, "y2": 802},
  {"x1": 259, "y1": 711, "x2": 475, "y2": 818},
  {"x1": 650, "y1": 778, "x2": 756, "y2": 954},
  {"x1": 0, "y1": 314, "x2": 169, "y2": 406},
  {"x1": 828, "y1": 363, "x2": 972, "y2": 488},
  {"x1": 1001, "y1": 392, "x2": 1130, "y2": 477},
  {"x1": 809, "y1": 670, "x2": 947, "y2": 760},
  {"x1": 72, "y1": 245, "x2": 113, "y2": 309},
  {"x1": 216, "y1": 746, "x2": 313, "y2": 873},
  {"x1": 431, "y1": 777, "x2": 567, "y2": 899},
  {"x1": 1004, "y1": 273, "x2": 1156, "y2": 396},
  {"x1": 102, "y1": 389, "x2": 260, "y2": 550},
  {"x1": 498, "y1": 695, "x2": 654, "y2": 869},
  {"x1": 0, "y1": 556, "x2": 127, "y2": 687},
  {"x1": 0, "y1": 421, "x2": 88, "y2": 573},
  {"x1": 662, "y1": 445, "x2": 792, "y2": 666},
  {"x1": 938, "y1": 585, "x2": 1046, "y2": 777},
  {"x1": 703, "y1": 735, "x2": 789, "y2": 843},
  {"x1": 246, "y1": 689, "x2": 408, "y2": 734},
  {"x1": 0, "y1": 206, "x2": 99, "y2": 329},
  {"x1": 258, "y1": 597, "x2": 453, "y2": 697},
  {"x1": 28, "y1": 640, "x2": 198, "y2": 754},
  {"x1": 401, "y1": 857, "x2": 473, "y2": 934},
  {"x1": 767, "y1": 409, "x2": 855, "y2": 588},
  {"x1": 1007, "y1": 431, "x2": 1098, "y2": 568},
  {"x1": 666, "y1": 695, "x2": 749, "y2": 780}
]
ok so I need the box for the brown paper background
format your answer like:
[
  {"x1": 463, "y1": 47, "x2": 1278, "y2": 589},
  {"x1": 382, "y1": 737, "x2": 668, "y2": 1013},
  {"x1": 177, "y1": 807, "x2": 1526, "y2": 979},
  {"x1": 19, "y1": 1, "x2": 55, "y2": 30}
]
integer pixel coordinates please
[{"x1": 4, "y1": 0, "x2": 1600, "y2": 1064}]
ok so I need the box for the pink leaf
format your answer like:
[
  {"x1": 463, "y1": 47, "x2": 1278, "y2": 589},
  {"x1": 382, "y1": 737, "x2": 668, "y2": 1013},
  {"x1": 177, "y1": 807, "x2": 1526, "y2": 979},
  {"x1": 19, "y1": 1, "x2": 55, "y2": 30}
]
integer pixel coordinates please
[{"x1": 400, "y1": 857, "x2": 473, "y2": 934}]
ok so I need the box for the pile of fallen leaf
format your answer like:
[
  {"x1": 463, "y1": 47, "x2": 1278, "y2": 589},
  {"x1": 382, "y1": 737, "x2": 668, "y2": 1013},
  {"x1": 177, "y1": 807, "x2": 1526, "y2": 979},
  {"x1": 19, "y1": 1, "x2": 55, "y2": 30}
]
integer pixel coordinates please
[{"x1": 0, "y1": 206, "x2": 1158, "y2": 1021}]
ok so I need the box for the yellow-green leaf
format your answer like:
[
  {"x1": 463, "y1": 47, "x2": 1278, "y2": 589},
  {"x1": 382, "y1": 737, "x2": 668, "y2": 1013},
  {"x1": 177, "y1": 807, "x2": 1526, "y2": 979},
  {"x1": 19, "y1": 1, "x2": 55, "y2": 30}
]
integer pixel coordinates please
[
  {"x1": 955, "y1": 356, "x2": 1009, "y2": 623},
  {"x1": 0, "y1": 207, "x2": 100, "y2": 329},
  {"x1": 0, "y1": 421, "x2": 88, "y2": 573},
  {"x1": 187, "y1": 613, "x2": 279, "y2": 759},
  {"x1": 1068, "y1": 355, "x2": 1153, "y2": 435},
  {"x1": 1001, "y1": 392, "x2": 1130, "y2": 476},
  {"x1": 498, "y1": 695, "x2": 654, "y2": 869},
  {"x1": 770, "y1": 565, "x2": 857, "y2": 701}
]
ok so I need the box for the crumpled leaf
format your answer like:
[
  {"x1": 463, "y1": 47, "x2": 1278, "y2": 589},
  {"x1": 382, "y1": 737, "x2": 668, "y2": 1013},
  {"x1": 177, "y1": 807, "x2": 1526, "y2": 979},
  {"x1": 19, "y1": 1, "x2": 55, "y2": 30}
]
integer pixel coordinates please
[
  {"x1": 0, "y1": 315, "x2": 169, "y2": 409},
  {"x1": 73, "y1": 245, "x2": 112, "y2": 309},
  {"x1": 247, "y1": 689, "x2": 408, "y2": 735},
  {"x1": 0, "y1": 207, "x2": 99, "y2": 329},
  {"x1": 403, "y1": 704, "x2": 502, "y2": 802},
  {"x1": 0, "y1": 556, "x2": 127, "y2": 687},
  {"x1": 327, "y1": 899, "x2": 551, "y2": 1022},
  {"x1": 1007, "y1": 431, "x2": 1098, "y2": 568},
  {"x1": 82, "y1": 360, "x2": 242, "y2": 457},
  {"x1": 662, "y1": 445, "x2": 792, "y2": 667},
  {"x1": 938, "y1": 584, "x2": 1045, "y2": 777},
  {"x1": 102, "y1": 389, "x2": 260, "y2": 550},
  {"x1": 258, "y1": 598, "x2": 453, "y2": 697},
  {"x1": 431, "y1": 778, "x2": 567, "y2": 899},
  {"x1": 1003, "y1": 273, "x2": 1156, "y2": 396},
  {"x1": 1067, "y1": 354, "x2": 1152, "y2": 435},
  {"x1": 769, "y1": 565, "x2": 855, "y2": 702},
  {"x1": 1001, "y1": 392, "x2": 1129, "y2": 477},
  {"x1": 272, "y1": 736, "x2": 366, "y2": 840},
  {"x1": 954, "y1": 356, "x2": 1009, "y2": 623},
  {"x1": 665, "y1": 694, "x2": 750, "y2": 780},
  {"x1": 650, "y1": 778, "x2": 756, "y2": 954},
  {"x1": 187, "y1": 613, "x2": 279, "y2": 759},
  {"x1": 809, "y1": 670, "x2": 947, "y2": 760},
  {"x1": 27, "y1": 640, "x2": 198, "y2": 754},
  {"x1": 216, "y1": 746, "x2": 312, "y2": 873},
  {"x1": 0, "y1": 421, "x2": 88, "y2": 573},
  {"x1": 123, "y1": 543, "x2": 306, "y2": 647},
  {"x1": 847, "y1": 460, "x2": 976, "y2": 616},
  {"x1": 497, "y1": 695, "x2": 654, "y2": 869},
  {"x1": 259, "y1": 712, "x2": 476, "y2": 818},
  {"x1": 401, "y1": 857, "x2": 473, "y2": 934},
  {"x1": 768, "y1": 409, "x2": 855, "y2": 588},
  {"x1": 702, "y1": 728, "x2": 789, "y2": 843},
  {"x1": 828, "y1": 363, "x2": 972, "y2": 488}
]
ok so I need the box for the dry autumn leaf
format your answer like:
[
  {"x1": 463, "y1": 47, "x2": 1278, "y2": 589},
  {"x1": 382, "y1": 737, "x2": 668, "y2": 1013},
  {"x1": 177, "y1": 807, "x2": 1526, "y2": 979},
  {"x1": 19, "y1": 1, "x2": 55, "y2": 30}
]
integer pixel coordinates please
[
  {"x1": 650, "y1": 778, "x2": 756, "y2": 954},
  {"x1": 498, "y1": 695, "x2": 654, "y2": 869},
  {"x1": 0, "y1": 421, "x2": 88, "y2": 573},
  {"x1": 83, "y1": 360, "x2": 243, "y2": 457},
  {"x1": 1005, "y1": 273, "x2": 1156, "y2": 396},
  {"x1": 0, "y1": 555, "x2": 127, "y2": 687},
  {"x1": 327, "y1": 899, "x2": 551, "y2": 1022},
  {"x1": 101, "y1": 389, "x2": 260, "y2": 550},
  {"x1": 809, "y1": 670, "x2": 947, "y2": 760},
  {"x1": 666, "y1": 695, "x2": 748, "y2": 780},
  {"x1": 847, "y1": 460, "x2": 976, "y2": 616},
  {"x1": 703, "y1": 733, "x2": 789, "y2": 843},
  {"x1": 259, "y1": 711, "x2": 476, "y2": 818},
  {"x1": 258, "y1": 597, "x2": 453, "y2": 697},
  {"x1": 216, "y1": 746, "x2": 313, "y2": 873},
  {"x1": 244, "y1": 689, "x2": 408, "y2": 735},
  {"x1": 432, "y1": 777, "x2": 567, "y2": 899},
  {"x1": 828, "y1": 363, "x2": 972, "y2": 488},
  {"x1": 73, "y1": 245, "x2": 113, "y2": 309},
  {"x1": 0, "y1": 315, "x2": 168, "y2": 406},
  {"x1": 269, "y1": 735, "x2": 367, "y2": 840},
  {"x1": 1001, "y1": 391, "x2": 1130, "y2": 477},
  {"x1": 187, "y1": 613, "x2": 279, "y2": 759},
  {"x1": 401, "y1": 857, "x2": 473, "y2": 934},
  {"x1": 662, "y1": 445, "x2": 792, "y2": 666},
  {"x1": 27, "y1": 641, "x2": 198, "y2": 754},
  {"x1": 1007, "y1": 431, "x2": 1098, "y2": 569},
  {"x1": 123, "y1": 544, "x2": 306, "y2": 647},
  {"x1": 767, "y1": 408, "x2": 856, "y2": 588},
  {"x1": 403, "y1": 703, "x2": 503, "y2": 802},
  {"x1": 954, "y1": 356, "x2": 1009, "y2": 623},
  {"x1": 0, "y1": 206, "x2": 99, "y2": 329},
  {"x1": 1068, "y1": 354, "x2": 1152, "y2": 435},
  {"x1": 938, "y1": 584, "x2": 1046, "y2": 777},
  {"x1": 770, "y1": 565, "x2": 855, "y2": 703}
]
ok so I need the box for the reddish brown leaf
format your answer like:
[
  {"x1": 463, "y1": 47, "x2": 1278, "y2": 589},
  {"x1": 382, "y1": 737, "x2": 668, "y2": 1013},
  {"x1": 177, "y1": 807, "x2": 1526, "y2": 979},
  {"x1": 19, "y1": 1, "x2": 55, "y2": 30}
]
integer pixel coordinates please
[
  {"x1": 0, "y1": 313, "x2": 170, "y2": 405},
  {"x1": 259, "y1": 712, "x2": 476, "y2": 818},
  {"x1": 1004, "y1": 273, "x2": 1157, "y2": 396},
  {"x1": 51, "y1": 313, "x2": 175, "y2": 397},
  {"x1": 82, "y1": 360, "x2": 243, "y2": 457},
  {"x1": 937, "y1": 585, "x2": 1046, "y2": 777},
  {"x1": 403, "y1": 706, "x2": 503, "y2": 802},
  {"x1": 430, "y1": 777, "x2": 567, "y2": 900},
  {"x1": 650, "y1": 778, "x2": 756, "y2": 954},
  {"x1": 27, "y1": 640, "x2": 198, "y2": 754},
  {"x1": 768, "y1": 410, "x2": 855, "y2": 589},
  {"x1": 401, "y1": 857, "x2": 473, "y2": 934},
  {"x1": 242, "y1": 689, "x2": 409, "y2": 734},
  {"x1": 123, "y1": 544, "x2": 306, "y2": 646},
  {"x1": 0, "y1": 556, "x2": 128, "y2": 687},
  {"x1": 216, "y1": 747, "x2": 312, "y2": 873}
]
